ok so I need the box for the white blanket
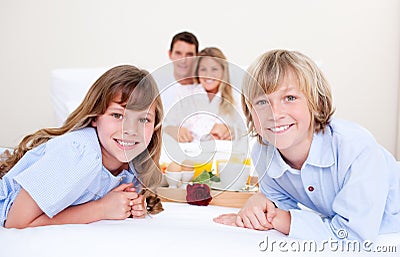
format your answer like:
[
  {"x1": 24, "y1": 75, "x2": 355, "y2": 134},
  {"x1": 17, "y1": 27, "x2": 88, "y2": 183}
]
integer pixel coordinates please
[{"x1": 0, "y1": 202, "x2": 399, "y2": 257}]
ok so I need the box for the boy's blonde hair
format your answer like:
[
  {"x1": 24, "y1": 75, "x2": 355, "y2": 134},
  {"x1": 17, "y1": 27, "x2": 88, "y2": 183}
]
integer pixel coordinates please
[
  {"x1": 0, "y1": 65, "x2": 164, "y2": 190},
  {"x1": 241, "y1": 49, "x2": 335, "y2": 143},
  {"x1": 194, "y1": 47, "x2": 235, "y2": 116}
]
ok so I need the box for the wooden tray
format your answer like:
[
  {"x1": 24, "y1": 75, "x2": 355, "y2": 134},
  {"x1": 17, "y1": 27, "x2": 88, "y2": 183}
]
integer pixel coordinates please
[{"x1": 156, "y1": 186, "x2": 256, "y2": 208}]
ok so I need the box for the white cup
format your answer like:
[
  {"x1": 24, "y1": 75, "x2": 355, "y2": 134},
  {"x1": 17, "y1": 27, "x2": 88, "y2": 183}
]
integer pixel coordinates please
[
  {"x1": 218, "y1": 162, "x2": 250, "y2": 191},
  {"x1": 165, "y1": 171, "x2": 182, "y2": 188},
  {"x1": 180, "y1": 170, "x2": 195, "y2": 189}
]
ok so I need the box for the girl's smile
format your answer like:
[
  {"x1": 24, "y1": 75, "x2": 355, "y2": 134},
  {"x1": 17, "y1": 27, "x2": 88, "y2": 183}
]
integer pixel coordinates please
[
  {"x1": 198, "y1": 57, "x2": 224, "y2": 96},
  {"x1": 114, "y1": 139, "x2": 138, "y2": 149},
  {"x1": 92, "y1": 97, "x2": 155, "y2": 174}
]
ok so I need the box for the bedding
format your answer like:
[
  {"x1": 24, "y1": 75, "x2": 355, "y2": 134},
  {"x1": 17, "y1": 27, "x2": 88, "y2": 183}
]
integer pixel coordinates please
[{"x1": 0, "y1": 202, "x2": 398, "y2": 257}]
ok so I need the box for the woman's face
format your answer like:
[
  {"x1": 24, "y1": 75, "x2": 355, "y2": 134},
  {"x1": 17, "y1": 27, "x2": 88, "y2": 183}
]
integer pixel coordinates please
[
  {"x1": 198, "y1": 57, "x2": 224, "y2": 94},
  {"x1": 92, "y1": 95, "x2": 155, "y2": 173}
]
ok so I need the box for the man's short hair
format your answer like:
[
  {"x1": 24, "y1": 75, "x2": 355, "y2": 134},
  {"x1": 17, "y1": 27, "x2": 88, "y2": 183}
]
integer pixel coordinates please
[{"x1": 169, "y1": 31, "x2": 199, "y2": 53}]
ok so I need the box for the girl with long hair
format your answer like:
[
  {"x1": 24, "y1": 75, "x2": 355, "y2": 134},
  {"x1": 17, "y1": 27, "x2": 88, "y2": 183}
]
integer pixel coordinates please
[{"x1": 0, "y1": 65, "x2": 164, "y2": 228}]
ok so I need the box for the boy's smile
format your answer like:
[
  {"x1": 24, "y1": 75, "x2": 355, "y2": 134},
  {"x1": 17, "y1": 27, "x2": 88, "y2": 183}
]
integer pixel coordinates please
[
  {"x1": 268, "y1": 123, "x2": 294, "y2": 134},
  {"x1": 251, "y1": 71, "x2": 313, "y2": 169}
]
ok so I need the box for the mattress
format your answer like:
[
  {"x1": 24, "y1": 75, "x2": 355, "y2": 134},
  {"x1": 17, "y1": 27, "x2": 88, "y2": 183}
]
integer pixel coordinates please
[{"x1": 0, "y1": 202, "x2": 398, "y2": 257}]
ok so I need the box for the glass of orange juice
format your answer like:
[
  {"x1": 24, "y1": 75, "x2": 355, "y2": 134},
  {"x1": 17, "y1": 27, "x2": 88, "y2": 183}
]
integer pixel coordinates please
[
  {"x1": 215, "y1": 159, "x2": 228, "y2": 177},
  {"x1": 193, "y1": 161, "x2": 213, "y2": 179}
]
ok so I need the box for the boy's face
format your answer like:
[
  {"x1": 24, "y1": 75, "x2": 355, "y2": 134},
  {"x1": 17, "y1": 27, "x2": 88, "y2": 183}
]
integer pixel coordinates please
[
  {"x1": 250, "y1": 72, "x2": 313, "y2": 158},
  {"x1": 169, "y1": 40, "x2": 196, "y2": 80}
]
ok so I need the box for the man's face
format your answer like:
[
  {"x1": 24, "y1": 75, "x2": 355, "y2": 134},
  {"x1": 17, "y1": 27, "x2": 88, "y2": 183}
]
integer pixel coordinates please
[{"x1": 169, "y1": 40, "x2": 197, "y2": 80}]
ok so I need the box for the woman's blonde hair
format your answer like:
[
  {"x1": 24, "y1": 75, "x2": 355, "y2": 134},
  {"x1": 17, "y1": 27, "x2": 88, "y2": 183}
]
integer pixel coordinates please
[
  {"x1": 0, "y1": 65, "x2": 164, "y2": 191},
  {"x1": 241, "y1": 49, "x2": 335, "y2": 143},
  {"x1": 194, "y1": 47, "x2": 235, "y2": 116}
]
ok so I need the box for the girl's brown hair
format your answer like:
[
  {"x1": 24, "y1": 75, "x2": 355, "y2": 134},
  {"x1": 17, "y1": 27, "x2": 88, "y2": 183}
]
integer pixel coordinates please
[
  {"x1": 0, "y1": 65, "x2": 164, "y2": 213},
  {"x1": 242, "y1": 50, "x2": 335, "y2": 143}
]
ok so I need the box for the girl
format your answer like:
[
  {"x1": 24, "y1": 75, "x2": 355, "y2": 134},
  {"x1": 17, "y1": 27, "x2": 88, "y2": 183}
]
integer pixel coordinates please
[
  {"x1": 0, "y1": 65, "x2": 164, "y2": 228},
  {"x1": 164, "y1": 47, "x2": 245, "y2": 142},
  {"x1": 214, "y1": 50, "x2": 400, "y2": 242}
]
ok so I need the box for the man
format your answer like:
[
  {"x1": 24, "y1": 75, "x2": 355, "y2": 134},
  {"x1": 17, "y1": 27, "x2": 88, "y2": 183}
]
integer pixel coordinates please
[
  {"x1": 168, "y1": 31, "x2": 199, "y2": 85},
  {"x1": 155, "y1": 31, "x2": 199, "y2": 114},
  {"x1": 156, "y1": 31, "x2": 200, "y2": 166}
]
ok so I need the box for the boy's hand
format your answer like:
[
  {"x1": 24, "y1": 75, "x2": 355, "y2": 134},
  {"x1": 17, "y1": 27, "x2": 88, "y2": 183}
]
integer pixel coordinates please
[
  {"x1": 213, "y1": 213, "x2": 239, "y2": 226},
  {"x1": 237, "y1": 192, "x2": 276, "y2": 230}
]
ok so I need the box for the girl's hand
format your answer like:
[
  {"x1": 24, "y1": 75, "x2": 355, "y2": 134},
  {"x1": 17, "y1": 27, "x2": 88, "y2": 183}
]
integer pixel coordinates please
[
  {"x1": 123, "y1": 186, "x2": 147, "y2": 218},
  {"x1": 130, "y1": 194, "x2": 147, "y2": 218},
  {"x1": 98, "y1": 183, "x2": 138, "y2": 220},
  {"x1": 237, "y1": 192, "x2": 277, "y2": 230},
  {"x1": 213, "y1": 213, "x2": 239, "y2": 226}
]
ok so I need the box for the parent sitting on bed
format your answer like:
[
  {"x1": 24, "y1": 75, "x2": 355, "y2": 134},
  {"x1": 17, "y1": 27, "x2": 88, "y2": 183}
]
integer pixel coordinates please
[{"x1": 163, "y1": 47, "x2": 245, "y2": 143}]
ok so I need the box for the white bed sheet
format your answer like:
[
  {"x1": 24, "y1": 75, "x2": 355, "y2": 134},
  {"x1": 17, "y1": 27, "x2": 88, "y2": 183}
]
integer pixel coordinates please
[{"x1": 0, "y1": 202, "x2": 398, "y2": 257}]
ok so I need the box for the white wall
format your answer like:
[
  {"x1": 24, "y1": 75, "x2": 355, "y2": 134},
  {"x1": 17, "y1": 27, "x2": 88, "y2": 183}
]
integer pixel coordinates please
[{"x1": 0, "y1": 0, "x2": 399, "y2": 159}]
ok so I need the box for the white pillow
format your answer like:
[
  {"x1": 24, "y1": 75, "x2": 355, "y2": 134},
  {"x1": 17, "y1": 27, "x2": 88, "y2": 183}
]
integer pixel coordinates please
[{"x1": 51, "y1": 68, "x2": 108, "y2": 126}]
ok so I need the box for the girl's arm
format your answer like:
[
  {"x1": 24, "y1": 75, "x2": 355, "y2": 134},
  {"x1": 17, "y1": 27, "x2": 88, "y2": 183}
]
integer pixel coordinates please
[{"x1": 5, "y1": 184, "x2": 138, "y2": 228}]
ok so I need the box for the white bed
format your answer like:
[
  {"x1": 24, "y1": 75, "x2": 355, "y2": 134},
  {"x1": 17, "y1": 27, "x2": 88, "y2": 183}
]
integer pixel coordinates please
[
  {"x1": 2, "y1": 68, "x2": 395, "y2": 257},
  {"x1": 0, "y1": 202, "x2": 398, "y2": 257}
]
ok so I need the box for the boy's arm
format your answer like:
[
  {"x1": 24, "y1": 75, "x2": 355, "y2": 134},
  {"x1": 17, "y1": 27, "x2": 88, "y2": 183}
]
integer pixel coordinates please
[
  {"x1": 214, "y1": 192, "x2": 291, "y2": 235},
  {"x1": 270, "y1": 208, "x2": 291, "y2": 235}
]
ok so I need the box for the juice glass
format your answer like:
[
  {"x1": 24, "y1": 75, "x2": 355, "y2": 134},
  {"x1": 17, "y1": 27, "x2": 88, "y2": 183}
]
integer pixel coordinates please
[{"x1": 193, "y1": 161, "x2": 213, "y2": 178}]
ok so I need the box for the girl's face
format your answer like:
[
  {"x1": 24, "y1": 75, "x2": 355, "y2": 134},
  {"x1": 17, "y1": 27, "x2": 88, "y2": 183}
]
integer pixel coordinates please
[
  {"x1": 250, "y1": 72, "x2": 313, "y2": 161},
  {"x1": 198, "y1": 57, "x2": 224, "y2": 94},
  {"x1": 92, "y1": 96, "x2": 156, "y2": 174}
]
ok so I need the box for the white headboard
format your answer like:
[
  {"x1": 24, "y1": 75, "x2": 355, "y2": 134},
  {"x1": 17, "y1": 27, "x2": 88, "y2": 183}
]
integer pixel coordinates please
[{"x1": 51, "y1": 68, "x2": 108, "y2": 126}]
